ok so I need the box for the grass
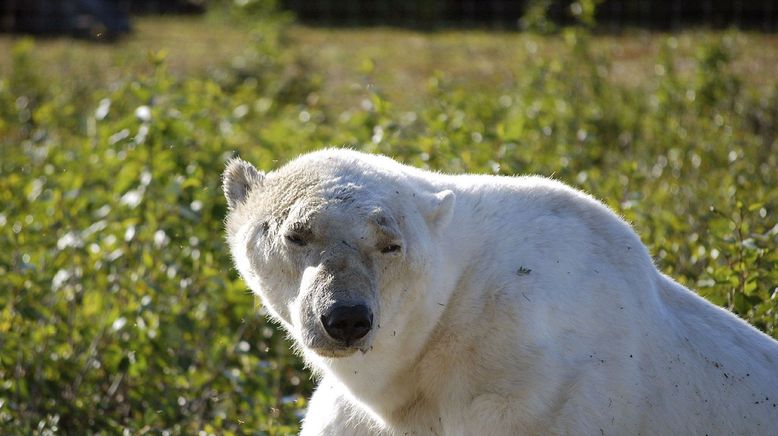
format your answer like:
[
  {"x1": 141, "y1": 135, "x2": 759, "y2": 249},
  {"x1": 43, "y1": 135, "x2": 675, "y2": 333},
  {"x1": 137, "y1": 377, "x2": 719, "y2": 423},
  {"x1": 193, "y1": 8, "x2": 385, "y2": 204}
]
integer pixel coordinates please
[
  {"x1": 0, "y1": 9, "x2": 776, "y2": 434},
  {"x1": 0, "y1": 17, "x2": 252, "y2": 91},
  {"x1": 291, "y1": 26, "x2": 778, "y2": 106},
  {"x1": 3, "y1": 17, "x2": 778, "y2": 110}
]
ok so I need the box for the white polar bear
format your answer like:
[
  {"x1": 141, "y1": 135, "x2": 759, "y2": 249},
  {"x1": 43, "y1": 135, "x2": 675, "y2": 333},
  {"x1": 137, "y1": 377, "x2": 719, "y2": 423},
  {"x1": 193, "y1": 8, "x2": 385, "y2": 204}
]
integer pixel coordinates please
[{"x1": 223, "y1": 149, "x2": 778, "y2": 435}]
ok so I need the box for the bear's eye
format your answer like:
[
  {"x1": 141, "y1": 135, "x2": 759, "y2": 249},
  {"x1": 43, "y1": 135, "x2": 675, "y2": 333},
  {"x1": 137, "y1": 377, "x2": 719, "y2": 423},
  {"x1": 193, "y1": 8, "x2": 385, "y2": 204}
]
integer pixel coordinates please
[
  {"x1": 380, "y1": 244, "x2": 401, "y2": 254},
  {"x1": 285, "y1": 233, "x2": 307, "y2": 247}
]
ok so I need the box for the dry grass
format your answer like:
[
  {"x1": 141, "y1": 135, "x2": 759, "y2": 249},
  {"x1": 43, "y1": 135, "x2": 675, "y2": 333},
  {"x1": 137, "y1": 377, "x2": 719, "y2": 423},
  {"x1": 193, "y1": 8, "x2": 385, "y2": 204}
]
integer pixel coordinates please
[
  {"x1": 290, "y1": 26, "x2": 778, "y2": 109},
  {"x1": 1, "y1": 15, "x2": 776, "y2": 110},
  {"x1": 0, "y1": 16, "x2": 252, "y2": 86}
]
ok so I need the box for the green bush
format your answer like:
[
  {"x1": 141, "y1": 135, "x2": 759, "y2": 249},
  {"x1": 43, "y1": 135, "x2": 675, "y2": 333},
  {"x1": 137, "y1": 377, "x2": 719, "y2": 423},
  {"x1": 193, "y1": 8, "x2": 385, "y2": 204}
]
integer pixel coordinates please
[{"x1": 0, "y1": 12, "x2": 775, "y2": 435}]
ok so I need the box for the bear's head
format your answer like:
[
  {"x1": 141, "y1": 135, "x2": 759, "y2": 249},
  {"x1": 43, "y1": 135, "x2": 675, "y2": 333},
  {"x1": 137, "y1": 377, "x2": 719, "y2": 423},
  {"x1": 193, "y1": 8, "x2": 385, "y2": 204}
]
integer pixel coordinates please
[{"x1": 223, "y1": 150, "x2": 455, "y2": 364}]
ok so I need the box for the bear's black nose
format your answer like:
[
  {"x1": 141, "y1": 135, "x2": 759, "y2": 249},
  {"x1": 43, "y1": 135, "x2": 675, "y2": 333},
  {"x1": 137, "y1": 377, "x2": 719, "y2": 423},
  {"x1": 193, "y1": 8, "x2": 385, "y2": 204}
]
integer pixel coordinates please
[{"x1": 321, "y1": 305, "x2": 373, "y2": 344}]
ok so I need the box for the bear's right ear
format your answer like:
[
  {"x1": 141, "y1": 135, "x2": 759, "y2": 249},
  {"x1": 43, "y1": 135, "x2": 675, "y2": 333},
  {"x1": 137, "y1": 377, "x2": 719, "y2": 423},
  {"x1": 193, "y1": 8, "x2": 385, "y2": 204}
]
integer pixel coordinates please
[
  {"x1": 223, "y1": 157, "x2": 265, "y2": 210},
  {"x1": 419, "y1": 189, "x2": 455, "y2": 231}
]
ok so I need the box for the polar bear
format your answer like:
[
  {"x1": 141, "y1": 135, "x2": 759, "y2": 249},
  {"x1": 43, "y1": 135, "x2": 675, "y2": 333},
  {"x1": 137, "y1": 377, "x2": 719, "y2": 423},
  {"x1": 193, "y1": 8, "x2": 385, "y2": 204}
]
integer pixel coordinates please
[{"x1": 223, "y1": 149, "x2": 778, "y2": 435}]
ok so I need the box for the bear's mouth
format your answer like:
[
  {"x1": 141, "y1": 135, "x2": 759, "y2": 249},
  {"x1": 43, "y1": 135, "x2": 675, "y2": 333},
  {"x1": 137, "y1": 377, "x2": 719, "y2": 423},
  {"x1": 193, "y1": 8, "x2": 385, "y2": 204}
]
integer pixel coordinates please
[{"x1": 310, "y1": 344, "x2": 370, "y2": 358}]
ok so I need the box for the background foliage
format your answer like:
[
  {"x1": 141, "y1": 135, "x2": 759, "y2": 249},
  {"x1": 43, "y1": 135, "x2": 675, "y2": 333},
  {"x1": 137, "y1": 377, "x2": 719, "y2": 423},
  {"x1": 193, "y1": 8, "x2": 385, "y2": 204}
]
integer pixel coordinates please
[{"x1": 0, "y1": 2, "x2": 776, "y2": 434}]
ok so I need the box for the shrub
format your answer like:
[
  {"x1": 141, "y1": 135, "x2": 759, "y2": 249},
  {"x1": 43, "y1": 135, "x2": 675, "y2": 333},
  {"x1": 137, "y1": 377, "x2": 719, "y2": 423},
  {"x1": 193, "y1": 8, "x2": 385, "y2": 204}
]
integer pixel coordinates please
[{"x1": 0, "y1": 13, "x2": 775, "y2": 435}]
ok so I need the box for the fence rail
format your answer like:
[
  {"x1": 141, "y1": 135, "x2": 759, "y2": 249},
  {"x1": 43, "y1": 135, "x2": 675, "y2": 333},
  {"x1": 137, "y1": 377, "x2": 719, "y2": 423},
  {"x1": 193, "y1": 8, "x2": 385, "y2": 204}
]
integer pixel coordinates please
[
  {"x1": 0, "y1": 0, "x2": 203, "y2": 37},
  {"x1": 282, "y1": 0, "x2": 778, "y2": 31},
  {"x1": 1, "y1": 0, "x2": 776, "y2": 36}
]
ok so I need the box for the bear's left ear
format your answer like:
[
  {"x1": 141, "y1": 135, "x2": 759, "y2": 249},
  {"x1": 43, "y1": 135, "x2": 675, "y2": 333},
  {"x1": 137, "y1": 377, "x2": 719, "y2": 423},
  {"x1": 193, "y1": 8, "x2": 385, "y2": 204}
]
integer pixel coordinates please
[
  {"x1": 419, "y1": 190, "x2": 455, "y2": 231},
  {"x1": 223, "y1": 157, "x2": 265, "y2": 210}
]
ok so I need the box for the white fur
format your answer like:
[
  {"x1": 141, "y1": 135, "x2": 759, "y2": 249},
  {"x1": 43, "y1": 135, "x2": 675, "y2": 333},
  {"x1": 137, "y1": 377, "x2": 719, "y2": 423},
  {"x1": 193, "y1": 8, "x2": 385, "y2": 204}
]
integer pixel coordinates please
[{"x1": 223, "y1": 149, "x2": 778, "y2": 435}]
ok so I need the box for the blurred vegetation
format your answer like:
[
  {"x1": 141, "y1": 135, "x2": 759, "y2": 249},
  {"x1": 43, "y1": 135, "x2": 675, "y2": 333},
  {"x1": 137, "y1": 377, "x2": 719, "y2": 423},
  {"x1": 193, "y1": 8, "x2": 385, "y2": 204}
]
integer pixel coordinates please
[{"x1": 0, "y1": 1, "x2": 776, "y2": 434}]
